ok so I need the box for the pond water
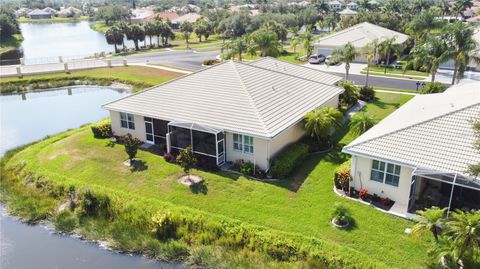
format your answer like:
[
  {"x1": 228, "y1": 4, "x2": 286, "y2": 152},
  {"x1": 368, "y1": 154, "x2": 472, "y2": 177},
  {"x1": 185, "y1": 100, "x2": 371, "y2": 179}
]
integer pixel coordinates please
[
  {"x1": 19, "y1": 22, "x2": 133, "y2": 64},
  {"x1": 0, "y1": 87, "x2": 184, "y2": 269}
]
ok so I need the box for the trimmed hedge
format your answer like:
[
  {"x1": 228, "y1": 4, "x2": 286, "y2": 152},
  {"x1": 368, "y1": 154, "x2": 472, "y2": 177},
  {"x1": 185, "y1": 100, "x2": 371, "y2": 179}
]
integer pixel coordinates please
[
  {"x1": 271, "y1": 143, "x2": 309, "y2": 178},
  {"x1": 91, "y1": 121, "x2": 112, "y2": 138},
  {"x1": 334, "y1": 159, "x2": 351, "y2": 190}
]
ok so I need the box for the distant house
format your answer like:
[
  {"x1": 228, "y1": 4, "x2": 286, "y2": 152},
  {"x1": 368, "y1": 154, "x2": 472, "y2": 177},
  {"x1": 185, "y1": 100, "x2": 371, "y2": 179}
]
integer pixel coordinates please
[
  {"x1": 130, "y1": 7, "x2": 155, "y2": 24},
  {"x1": 14, "y1": 8, "x2": 31, "y2": 18},
  {"x1": 313, "y1": 22, "x2": 409, "y2": 62},
  {"x1": 343, "y1": 83, "x2": 480, "y2": 218},
  {"x1": 42, "y1": 7, "x2": 57, "y2": 15},
  {"x1": 58, "y1": 7, "x2": 82, "y2": 18},
  {"x1": 346, "y1": 2, "x2": 358, "y2": 10},
  {"x1": 28, "y1": 9, "x2": 53, "y2": 19},
  {"x1": 328, "y1": 0, "x2": 343, "y2": 11},
  {"x1": 338, "y1": 8, "x2": 358, "y2": 18},
  {"x1": 103, "y1": 58, "x2": 343, "y2": 171},
  {"x1": 147, "y1": 12, "x2": 179, "y2": 22},
  {"x1": 171, "y1": 13, "x2": 203, "y2": 28}
]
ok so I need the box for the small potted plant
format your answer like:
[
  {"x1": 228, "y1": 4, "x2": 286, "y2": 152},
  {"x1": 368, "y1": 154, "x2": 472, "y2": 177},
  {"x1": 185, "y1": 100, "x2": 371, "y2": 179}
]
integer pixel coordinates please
[{"x1": 330, "y1": 202, "x2": 352, "y2": 229}]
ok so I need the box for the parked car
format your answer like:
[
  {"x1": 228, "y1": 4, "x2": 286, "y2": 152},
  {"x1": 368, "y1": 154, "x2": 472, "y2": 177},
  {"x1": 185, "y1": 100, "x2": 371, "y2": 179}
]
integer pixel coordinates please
[
  {"x1": 308, "y1": 54, "x2": 326, "y2": 64},
  {"x1": 325, "y1": 55, "x2": 338, "y2": 66}
]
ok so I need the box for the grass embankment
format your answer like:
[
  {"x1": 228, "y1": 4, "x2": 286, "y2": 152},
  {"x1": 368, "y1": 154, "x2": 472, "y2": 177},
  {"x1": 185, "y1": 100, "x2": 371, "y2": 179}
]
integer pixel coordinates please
[
  {"x1": 18, "y1": 16, "x2": 90, "y2": 24},
  {"x1": 0, "y1": 34, "x2": 23, "y2": 55},
  {"x1": 0, "y1": 92, "x2": 431, "y2": 268},
  {"x1": 89, "y1": 21, "x2": 109, "y2": 33},
  {"x1": 0, "y1": 66, "x2": 183, "y2": 93}
]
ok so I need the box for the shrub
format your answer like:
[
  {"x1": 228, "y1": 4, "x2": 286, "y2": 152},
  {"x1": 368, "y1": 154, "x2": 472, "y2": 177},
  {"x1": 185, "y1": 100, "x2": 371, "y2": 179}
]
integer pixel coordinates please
[
  {"x1": 122, "y1": 134, "x2": 142, "y2": 161},
  {"x1": 330, "y1": 202, "x2": 352, "y2": 226},
  {"x1": 359, "y1": 188, "x2": 368, "y2": 200},
  {"x1": 419, "y1": 82, "x2": 446, "y2": 94},
  {"x1": 91, "y1": 122, "x2": 112, "y2": 138},
  {"x1": 271, "y1": 143, "x2": 309, "y2": 178},
  {"x1": 177, "y1": 145, "x2": 197, "y2": 176},
  {"x1": 359, "y1": 86, "x2": 375, "y2": 102},
  {"x1": 78, "y1": 188, "x2": 112, "y2": 218},
  {"x1": 54, "y1": 210, "x2": 78, "y2": 232},
  {"x1": 240, "y1": 160, "x2": 254, "y2": 175},
  {"x1": 381, "y1": 197, "x2": 391, "y2": 206},
  {"x1": 163, "y1": 152, "x2": 175, "y2": 163},
  {"x1": 203, "y1": 59, "x2": 220, "y2": 65},
  {"x1": 152, "y1": 211, "x2": 177, "y2": 240},
  {"x1": 334, "y1": 160, "x2": 351, "y2": 190},
  {"x1": 338, "y1": 81, "x2": 359, "y2": 107}
]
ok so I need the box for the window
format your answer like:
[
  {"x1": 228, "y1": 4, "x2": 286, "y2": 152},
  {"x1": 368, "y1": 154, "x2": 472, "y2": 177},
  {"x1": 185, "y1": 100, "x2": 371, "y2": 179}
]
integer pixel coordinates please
[
  {"x1": 370, "y1": 160, "x2": 401, "y2": 187},
  {"x1": 233, "y1": 133, "x2": 253, "y2": 154},
  {"x1": 120, "y1": 112, "x2": 135, "y2": 130}
]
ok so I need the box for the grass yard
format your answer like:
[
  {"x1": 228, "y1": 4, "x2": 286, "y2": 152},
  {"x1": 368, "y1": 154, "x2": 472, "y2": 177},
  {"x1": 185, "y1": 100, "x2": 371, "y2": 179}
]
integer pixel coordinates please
[
  {"x1": 18, "y1": 16, "x2": 90, "y2": 24},
  {"x1": 363, "y1": 66, "x2": 428, "y2": 77},
  {"x1": 0, "y1": 34, "x2": 23, "y2": 54},
  {"x1": 89, "y1": 21, "x2": 109, "y2": 33},
  {"x1": 5, "y1": 91, "x2": 430, "y2": 268}
]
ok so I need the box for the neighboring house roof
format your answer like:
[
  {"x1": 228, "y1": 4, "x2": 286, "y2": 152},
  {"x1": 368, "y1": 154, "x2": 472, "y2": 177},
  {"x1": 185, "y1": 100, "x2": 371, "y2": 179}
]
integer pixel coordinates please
[
  {"x1": 339, "y1": 8, "x2": 358, "y2": 15},
  {"x1": 58, "y1": 7, "x2": 82, "y2": 15},
  {"x1": 147, "y1": 12, "x2": 179, "y2": 22},
  {"x1": 173, "y1": 13, "x2": 202, "y2": 23},
  {"x1": 314, "y1": 22, "x2": 409, "y2": 48},
  {"x1": 131, "y1": 7, "x2": 155, "y2": 21},
  {"x1": 343, "y1": 84, "x2": 480, "y2": 177},
  {"x1": 328, "y1": 0, "x2": 343, "y2": 5},
  {"x1": 42, "y1": 7, "x2": 57, "y2": 14},
  {"x1": 28, "y1": 9, "x2": 52, "y2": 16},
  {"x1": 103, "y1": 60, "x2": 343, "y2": 138},
  {"x1": 248, "y1": 57, "x2": 342, "y2": 85}
]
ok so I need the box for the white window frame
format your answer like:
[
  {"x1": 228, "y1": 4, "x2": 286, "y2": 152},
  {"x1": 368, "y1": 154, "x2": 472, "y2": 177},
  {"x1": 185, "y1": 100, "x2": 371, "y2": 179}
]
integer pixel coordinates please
[
  {"x1": 370, "y1": 160, "x2": 401, "y2": 187},
  {"x1": 232, "y1": 133, "x2": 253, "y2": 154},
  {"x1": 120, "y1": 112, "x2": 135, "y2": 130}
]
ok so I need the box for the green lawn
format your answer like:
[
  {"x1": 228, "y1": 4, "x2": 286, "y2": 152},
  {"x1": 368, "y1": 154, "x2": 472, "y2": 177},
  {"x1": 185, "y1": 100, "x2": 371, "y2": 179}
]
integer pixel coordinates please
[
  {"x1": 0, "y1": 66, "x2": 183, "y2": 87},
  {"x1": 89, "y1": 21, "x2": 109, "y2": 33},
  {"x1": 5, "y1": 91, "x2": 430, "y2": 268},
  {"x1": 0, "y1": 34, "x2": 23, "y2": 54},
  {"x1": 360, "y1": 70, "x2": 427, "y2": 80},
  {"x1": 373, "y1": 86, "x2": 419, "y2": 94},
  {"x1": 18, "y1": 16, "x2": 90, "y2": 24}
]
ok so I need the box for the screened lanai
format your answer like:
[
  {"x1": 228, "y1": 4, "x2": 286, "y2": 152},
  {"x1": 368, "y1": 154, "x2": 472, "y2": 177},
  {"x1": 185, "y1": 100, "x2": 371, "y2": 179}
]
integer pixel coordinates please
[
  {"x1": 166, "y1": 122, "x2": 225, "y2": 167},
  {"x1": 408, "y1": 168, "x2": 480, "y2": 215}
]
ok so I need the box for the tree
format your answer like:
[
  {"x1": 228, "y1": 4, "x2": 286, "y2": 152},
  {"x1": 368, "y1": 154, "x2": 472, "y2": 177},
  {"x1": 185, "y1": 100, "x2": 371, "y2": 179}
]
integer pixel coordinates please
[
  {"x1": 180, "y1": 21, "x2": 193, "y2": 48},
  {"x1": 332, "y1": 42, "x2": 358, "y2": 80},
  {"x1": 0, "y1": 13, "x2": 20, "y2": 40},
  {"x1": 445, "y1": 209, "x2": 480, "y2": 262},
  {"x1": 122, "y1": 134, "x2": 142, "y2": 162},
  {"x1": 177, "y1": 145, "x2": 197, "y2": 179},
  {"x1": 304, "y1": 107, "x2": 343, "y2": 143},
  {"x1": 406, "y1": 9, "x2": 442, "y2": 44},
  {"x1": 412, "y1": 206, "x2": 447, "y2": 242},
  {"x1": 95, "y1": 5, "x2": 130, "y2": 25},
  {"x1": 350, "y1": 113, "x2": 376, "y2": 136},
  {"x1": 116, "y1": 21, "x2": 129, "y2": 50},
  {"x1": 126, "y1": 24, "x2": 145, "y2": 51},
  {"x1": 144, "y1": 21, "x2": 156, "y2": 47},
  {"x1": 248, "y1": 29, "x2": 282, "y2": 57},
  {"x1": 442, "y1": 22, "x2": 480, "y2": 85},
  {"x1": 290, "y1": 36, "x2": 301, "y2": 57},
  {"x1": 105, "y1": 26, "x2": 124, "y2": 53},
  {"x1": 338, "y1": 81, "x2": 360, "y2": 107},
  {"x1": 468, "y1": 120, "x2": 480, "y2": 177},
  {"x1": 223, "y1": 36, "x2": 249, "y2": 61},
  {"x1": 194, "y1": 19, "x2": 213, "y2": 42},
  {"x1": 300, "y1": 30, "x2": 314, "y2": 57},
  {"x1": 379, "y1": 37, "x2": 402, "y2": 73},
  {"x1": 409, "y1": 35, "x2": 452, "y2": 82},
  {"x1": 361, "y1": 39, "x2": 380, "y2": 86},
  {"x1": 453, "y1": 0, "x2": 473, "y2": 17},
  {"x1": 263, "y1": 20, "x2": 288, "y2": 43}
]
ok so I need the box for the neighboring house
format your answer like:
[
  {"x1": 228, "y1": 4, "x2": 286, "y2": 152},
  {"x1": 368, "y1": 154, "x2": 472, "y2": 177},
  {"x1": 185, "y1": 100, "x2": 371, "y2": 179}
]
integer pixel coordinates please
[
  {"x1": 346, "y1": 2, "x2": 358, "y2": 10},
  {"x1": 130, "y1": 7, "x2": 155, "y2": 24},
  {"x1": 328, "y1": 0, "x2": 343, "y2": 10},
  {"x1": 28, "y1": 9, "x2": 53, "y2": 19},
  {"x1": 15, "y1": 8, "x2": 32, "y2": 18},
  {"x1": 342, "y1": 84, "x2": 480, "y2": 218},
  {"x1": 171, "y1": 13, "x2": 203, "y2": 28},
  {"x1": 147, "y1": 12, "x2": 179, "y2": 22},
  {"x1": 58, "y1": 7, "x2": 82, "y2": 18},
  {"x1": 42, "y1": 7, "x2": 57, "y2": 15},
  {"x1": 338, "y1": 8, "x2": 358, "y2": 18},
  {"x1": 103, "y1": 58, "x2": 343, "y2": 171},
  {"x1": 313, "y1": 22, "x2": 409, "y2": 63}
]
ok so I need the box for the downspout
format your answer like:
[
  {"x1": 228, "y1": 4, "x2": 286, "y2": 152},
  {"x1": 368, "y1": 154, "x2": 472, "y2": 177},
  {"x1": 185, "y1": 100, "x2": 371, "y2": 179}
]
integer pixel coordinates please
[
  {"x1": 351, "y1": 155, "x2": 358, "y2": 192},
  {"x1": 447, "y1": 172, "x2": 458, "y2": 218}
]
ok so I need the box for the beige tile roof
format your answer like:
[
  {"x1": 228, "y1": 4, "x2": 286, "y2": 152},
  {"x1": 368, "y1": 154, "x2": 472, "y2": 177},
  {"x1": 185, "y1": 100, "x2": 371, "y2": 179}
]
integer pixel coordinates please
[
  {"x1": 314, "y1": 22, "x2": 409, "y2": 48},
  {"x1": 104, "y1": 60, "x2": 343, "y2": 138},
  {"x1": 343, "y1": 84, "x2": 480, "y2": 177},
  {"x1": 249, "y1": 57, "x2": 342, "y2": 85}
]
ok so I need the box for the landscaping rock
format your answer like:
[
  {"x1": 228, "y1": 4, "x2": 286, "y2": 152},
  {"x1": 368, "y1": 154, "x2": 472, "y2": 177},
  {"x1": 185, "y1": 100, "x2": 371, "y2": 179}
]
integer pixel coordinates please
[{"x1": 178, "y1": 175, "x2": 203, "y2": 186}]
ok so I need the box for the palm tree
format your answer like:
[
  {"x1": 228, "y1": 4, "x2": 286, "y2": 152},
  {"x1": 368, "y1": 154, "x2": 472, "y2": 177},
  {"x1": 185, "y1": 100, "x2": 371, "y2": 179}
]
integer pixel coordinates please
[
  {"x1": 331, "y1": 42, "x2": 358, "y2": 80},
  {"x1": 180, "y1": 21, "x2": 193, "y2": 49},
  {"x1": 412, "y1": 206, "x2": 447, "y2": 242},
  {"x1": 290, "y1": 36, "x2": 301, "y2": 57},
  {"x1": 144, "y1": 21, "x2": 156, "y2": 48},
  {"x1": 304, "y1": 107, "x2": 343, "y2": 143},
  {"x1": 409, "y1": 35, "x2": 452, "y2": 82},
  {"x1": 429, "y1": 236, "x2": 463, "y2": 269},
  {"x1": 105, "y1": 26, "x2": 124, "y2": 53},
  {"x1": 359, "y1": 0, "x2": 372, "y2": 11},
  {"x1": 379, "y1": 37, "x2": 401, "y2": 74},
  {"x1": 160, "y1": 21, "x2": 175, "y2": 46},
  {"x1": 126, "y1": 24, "x2": 145, "y2": 51},
  {"x1": 300, "y1": 30, "x2": 314, "y2": 57},
  {"x1": 453, "y1": 0, "x2": 473, "y2": 17},
  {"x1": 443, "y1": 22, "x2": 480, "y2": 85},
  {"x1": 406, "y1": 9, "x2": 442, "y2": 44},
  {"x1": 116, "y1": 21, "x2": 129, "y2": 51},
  {"x1": 248, "y1": 29, "x2": 282, "y2": 57},
  {"x1": 445, "y1": 210, "x2": 480, "y2": 261},
  {"x1": 350, "y1": 113, "x2": 376, "y2": 136},
  {"x1": 439, "y1": 0, "x2": 450, "y2": 18},
  {"x1": 361, "y1": 39, "x2": 380, "y2": 86},
  {"x1": 223, "y1": 36, "x2": 249, "y2": 61}
]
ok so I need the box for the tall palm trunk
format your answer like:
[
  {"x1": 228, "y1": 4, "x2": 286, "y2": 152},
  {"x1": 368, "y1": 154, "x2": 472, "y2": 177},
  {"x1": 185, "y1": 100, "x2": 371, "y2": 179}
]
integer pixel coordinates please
[
  {"x1": 114, "y1": 43, "x2": 118, "y2": 54},
  {"x1": 384, "y1": 48, "x2": 391, "y2": 74},
  {"x1": 452, "y1": 60, "x2": 459, "y2": 85},
  {"x1": 157, "y1": 35, "x2": 160, "y2": 47},
  {"x1": 134, "y1": 40, "x2": 139, "y2": 51},
  {"x1": 365, "y1": 59, "x2": 370, "y2": 86},
  {"x1": 345, "y1": 63, "x2": 350, "y2": 80},
  {"x1": 149, "y1": 36, "x2": 152, "y2": 47}
]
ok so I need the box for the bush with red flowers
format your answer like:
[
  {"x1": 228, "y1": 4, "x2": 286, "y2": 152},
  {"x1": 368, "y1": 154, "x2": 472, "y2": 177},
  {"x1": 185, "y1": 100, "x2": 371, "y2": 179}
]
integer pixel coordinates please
[
  {"x1": 381, "y1": 197, "x2": 391, "y2": 206},
  {"x1": 163, "y1": 152, "x2": 176, "y2": 163},
  {"x1": 359, "y1": 188, "x2": 368, "y2": 200}
]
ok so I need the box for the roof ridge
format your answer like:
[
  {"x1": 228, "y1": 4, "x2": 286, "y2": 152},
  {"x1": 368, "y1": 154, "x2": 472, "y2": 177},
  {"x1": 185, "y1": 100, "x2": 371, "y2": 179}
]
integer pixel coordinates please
[
  {"x1": 241, "y1": 58, "x2": 344, "y2": 88},
  {"x1": 229, "y1": 61, "x2": 270, "y2": 134},
  {"x1": 102, "y1": 61, "x2": 230, "y2": 108},
  {"x1": 345, "y1": 102, "x2": 480, "y2": 150}
]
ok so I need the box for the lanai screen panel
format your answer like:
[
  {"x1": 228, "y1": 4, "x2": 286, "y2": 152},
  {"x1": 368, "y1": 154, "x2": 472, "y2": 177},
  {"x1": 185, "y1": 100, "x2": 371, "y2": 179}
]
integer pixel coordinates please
[
  {"x1": 192, "y1": 130, "x2": 216, "y2": 156},
  {"x1": 170, "y1": 126, "x2": 191, "y2": 149}
]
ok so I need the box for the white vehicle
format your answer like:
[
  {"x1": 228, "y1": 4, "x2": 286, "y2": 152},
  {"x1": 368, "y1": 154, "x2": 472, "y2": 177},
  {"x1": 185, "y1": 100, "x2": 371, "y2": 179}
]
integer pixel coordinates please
[{"x1": 308, "y1": 54, "x2": 326, "y2": 64}]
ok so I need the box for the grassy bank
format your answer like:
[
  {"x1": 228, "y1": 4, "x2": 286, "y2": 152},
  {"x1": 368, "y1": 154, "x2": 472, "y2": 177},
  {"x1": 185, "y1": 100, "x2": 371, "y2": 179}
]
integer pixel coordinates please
[
  {"x1": 0, "y1": 34, "x2": 23, "y2": 55},
  {"x1": 89, "y1": 21, "x2": 109, "y2": 33},
  {"x1": 0, "y1": 66, "x2": 183, "y2": 93},
  {"x1": 18, "y1": 16, "x2": 90, "y2": 24},
  {"x1": 0, "y1": 92, "x2": 431, "y2": 268}
]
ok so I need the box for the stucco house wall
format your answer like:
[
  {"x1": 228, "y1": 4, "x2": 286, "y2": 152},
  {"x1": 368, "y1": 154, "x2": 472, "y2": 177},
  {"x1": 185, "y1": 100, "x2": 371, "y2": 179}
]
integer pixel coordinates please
[
  {"x1": 110, "y1": 111, "x2": 146, "y2": 140},
  {"x1": 350, "y1": 155, "x2": 414, "y2": 212}
]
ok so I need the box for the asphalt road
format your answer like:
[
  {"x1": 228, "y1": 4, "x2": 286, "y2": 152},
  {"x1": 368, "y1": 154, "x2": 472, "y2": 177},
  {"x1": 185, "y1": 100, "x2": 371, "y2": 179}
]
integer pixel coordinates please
[{"x1": 330, "y1": 72, "x2": 426, "y2": 91}]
